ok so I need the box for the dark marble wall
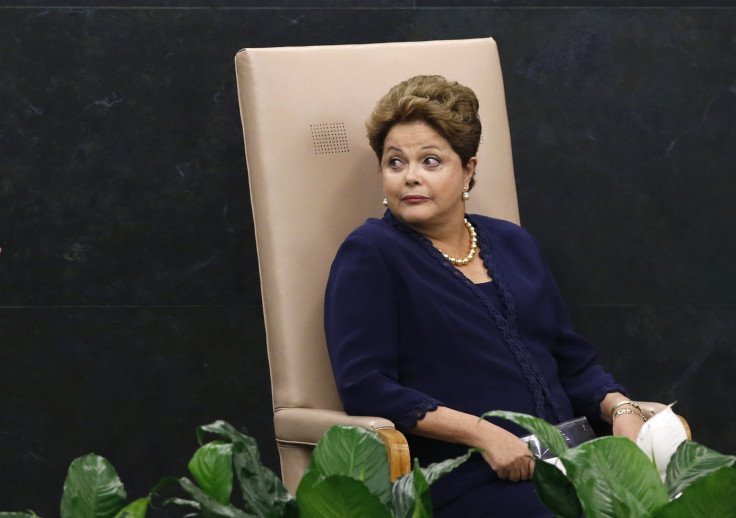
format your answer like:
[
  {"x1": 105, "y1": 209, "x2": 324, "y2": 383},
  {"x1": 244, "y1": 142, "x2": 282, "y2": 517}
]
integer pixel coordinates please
[{"x1": 1, "y1": 1, "x2": 733, "y2": 514}]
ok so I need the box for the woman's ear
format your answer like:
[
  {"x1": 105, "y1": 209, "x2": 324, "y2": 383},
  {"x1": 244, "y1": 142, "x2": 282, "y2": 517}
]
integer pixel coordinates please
[{"x1": 465, "y1": 157, "x2": 478, "y2": 184}]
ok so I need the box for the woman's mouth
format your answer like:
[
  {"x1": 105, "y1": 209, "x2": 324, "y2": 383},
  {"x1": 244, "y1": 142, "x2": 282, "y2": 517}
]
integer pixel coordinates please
[{"x1": 401, "y1": 195, "x2": 429, "y2": 203}]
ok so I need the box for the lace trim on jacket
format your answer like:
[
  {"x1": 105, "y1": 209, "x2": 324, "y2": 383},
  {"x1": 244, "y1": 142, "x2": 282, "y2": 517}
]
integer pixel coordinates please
[
  {"x1": 395, "y1": 397, "x2": 443, "y2": 431},
  {"x1": 383, "y1": 210, "x2": 568, "y2": 423}
]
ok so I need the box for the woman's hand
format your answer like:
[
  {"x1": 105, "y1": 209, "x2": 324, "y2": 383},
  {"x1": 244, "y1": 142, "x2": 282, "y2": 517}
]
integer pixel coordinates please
[
  {"x1": 410, "y1": 406, "x2": 534, "y2": 482},
  {"x1": 601, "y1": 392, "x2": 658, "y2": 442},
  {"x1": 478, "y1": 426, "x2": 535, "y2": 482},
  {"x1": 612, "y1": 400, "x2": 668, "y2": 441},
  {"x1": 611, "y1": 412, "x2": 646, "y2": 442},
  {"x1": 635, "y1": 401, "x2": 668, "y2": 420}
]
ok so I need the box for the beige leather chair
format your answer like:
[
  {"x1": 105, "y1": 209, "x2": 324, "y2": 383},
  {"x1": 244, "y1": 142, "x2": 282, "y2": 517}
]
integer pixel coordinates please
[{"x1": 234, "y1": 38, "x2": 520, "y2": 494}]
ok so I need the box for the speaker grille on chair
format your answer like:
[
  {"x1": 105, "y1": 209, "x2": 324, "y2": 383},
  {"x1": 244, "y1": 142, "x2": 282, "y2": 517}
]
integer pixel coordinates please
[{"x1": 310, "y1": 122, "x2": 350, "y2": 155}]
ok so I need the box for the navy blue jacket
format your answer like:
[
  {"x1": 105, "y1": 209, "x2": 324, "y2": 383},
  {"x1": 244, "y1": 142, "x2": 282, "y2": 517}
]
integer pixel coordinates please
[{"x1": 324, "y1": 210, "x2": 624, "y2": 508}]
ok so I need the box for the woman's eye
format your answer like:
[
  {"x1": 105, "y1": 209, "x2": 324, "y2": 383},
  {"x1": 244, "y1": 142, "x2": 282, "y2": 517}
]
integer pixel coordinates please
[
  {"x1": 424, "y1": 156, "x2": 440, "y2": 167},
  {"x1": 388, "y1": 158, "x2": 404, "y2": 169}
]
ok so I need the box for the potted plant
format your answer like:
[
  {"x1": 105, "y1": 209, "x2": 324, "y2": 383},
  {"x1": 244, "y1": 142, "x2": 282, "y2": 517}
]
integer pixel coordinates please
[
  {"x1": 4, "y1": 410, "x2": 734, "y2": 517},
  {"x1": 482, "y1": 409, "x2": 736, "y2": 517},
  {"x1": 0, "y1": 421, "x2": 471, "y2": 518}
]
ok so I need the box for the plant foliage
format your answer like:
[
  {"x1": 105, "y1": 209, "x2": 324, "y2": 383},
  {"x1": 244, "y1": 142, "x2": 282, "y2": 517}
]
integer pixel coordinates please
[
  {"x1": 664, "y1": 440, "x2": 736, "y2": 500},
  {"x1": 164, "y1": 422, "x2": 472, "y2": 518},
  {"x1": 2, "y1": 453, "x2": 149, "y2": 518},
  {"x1": 489, "y1": 410, "x2": 736, "y2": 518},
  {"x1": 3, "y1": 421, "x2": 469, "y2": 518},
  {"x1": 5, "y1": 414, "x2": 734, "y2": 518}
]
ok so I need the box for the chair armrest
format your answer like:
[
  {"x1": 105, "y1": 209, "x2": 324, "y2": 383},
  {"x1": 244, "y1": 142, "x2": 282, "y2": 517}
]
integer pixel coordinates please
[
  {"x1": 375, "y1": 428, "x2": 412, "y2": 480},
  {"x1": 274, "y1": 407, "x2": 411, "y2": 480},
  {"x1": 677, "y1": 415, "x2": 692, "y2": 440}
]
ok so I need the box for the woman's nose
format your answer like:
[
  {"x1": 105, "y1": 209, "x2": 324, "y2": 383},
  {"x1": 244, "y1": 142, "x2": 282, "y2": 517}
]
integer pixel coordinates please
[{"x1": 404, "y1": 163, "x2": 421, "y2": 184}]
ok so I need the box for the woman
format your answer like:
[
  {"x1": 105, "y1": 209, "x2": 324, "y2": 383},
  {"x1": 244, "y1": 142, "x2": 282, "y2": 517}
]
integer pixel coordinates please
[{"x1": 324, "y1": 75, "x2": 650, "y2": 516}]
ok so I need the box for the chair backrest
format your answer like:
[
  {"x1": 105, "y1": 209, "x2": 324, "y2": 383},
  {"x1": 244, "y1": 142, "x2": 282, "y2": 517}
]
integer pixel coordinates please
[{"x1": 235, "y1": 38, "x2": 519, "y2": 416}]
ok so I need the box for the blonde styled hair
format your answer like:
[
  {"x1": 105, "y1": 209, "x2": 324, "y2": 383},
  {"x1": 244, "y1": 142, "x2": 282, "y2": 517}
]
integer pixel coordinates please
[{"x1": 366, "y1": 75, "x2": 481, "y2": 189}]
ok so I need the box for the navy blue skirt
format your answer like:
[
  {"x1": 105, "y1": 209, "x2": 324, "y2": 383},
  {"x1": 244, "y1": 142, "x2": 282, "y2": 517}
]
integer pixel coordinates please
[
  {"x1": 427, "y1": 454, "x2": 554, "y2": 518},
  {"x1": 434, "y1": 479, "x2": 554, "y2": 518}
]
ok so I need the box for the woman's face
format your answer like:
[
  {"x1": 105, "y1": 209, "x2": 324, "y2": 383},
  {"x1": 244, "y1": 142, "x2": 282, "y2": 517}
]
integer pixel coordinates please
[{"x1": 381, "y1": 120, "x2": 476, "y2": 234}]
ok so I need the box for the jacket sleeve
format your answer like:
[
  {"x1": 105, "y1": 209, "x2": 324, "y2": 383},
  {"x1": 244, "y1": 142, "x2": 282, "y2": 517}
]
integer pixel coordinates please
[
  {"x1": 324, "y1": 233, "x2": 442, "y2": 431},
  {"x1": 546, "y1": 264, "x2": 627, "y2": 424}
]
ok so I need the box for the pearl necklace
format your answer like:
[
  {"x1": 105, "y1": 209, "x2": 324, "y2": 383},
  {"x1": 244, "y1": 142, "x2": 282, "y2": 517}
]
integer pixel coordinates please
[{"x1": 434, "y1": 218, "x2": 478, "y2": 265}]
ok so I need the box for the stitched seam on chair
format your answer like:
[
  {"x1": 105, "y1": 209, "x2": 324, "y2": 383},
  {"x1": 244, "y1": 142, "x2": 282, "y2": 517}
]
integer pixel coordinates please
[{"x1": 276, "y1": 439, "x2": 319, "y2": 447}]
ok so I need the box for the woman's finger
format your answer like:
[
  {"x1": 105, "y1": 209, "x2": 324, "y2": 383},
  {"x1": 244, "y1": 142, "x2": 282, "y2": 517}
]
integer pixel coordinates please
[{"x1": 508, "y1": 468, "x2": 520, "y2": 482}]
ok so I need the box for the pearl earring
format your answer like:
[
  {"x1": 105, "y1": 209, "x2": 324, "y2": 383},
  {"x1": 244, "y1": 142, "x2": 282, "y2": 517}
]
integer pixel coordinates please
[
  {"x1": 462, "y1": 187, "x2": 470, "y2": 201},
  {"x1": 383, "y1": 198, "x2": 388, "y2": 207}
]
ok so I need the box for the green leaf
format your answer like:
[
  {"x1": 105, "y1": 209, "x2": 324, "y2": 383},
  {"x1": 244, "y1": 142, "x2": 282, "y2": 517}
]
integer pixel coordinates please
[
  {"x1": 410, "y1": 460, "x2": 432, "y2": 518},
  {"x1": 174, "y1": 477, "x2": 254, "y2": 518},
  {"x1": 421, "y1": 448, "x2": 476, "y2": 486},
  {"x1": 296, "y1": 473, "x2": 393, "y2": 518},
  {"x1": 665, "y1": 441, "x2": 736, "y2": 499},
  {"x1": 532, "y1": 459, "x2": 582, "y2": 518},
  {"x1": 231, "y1": 441, "x2": 298, "y2": 518},
  {"x1": 309, "y1": 426, "x2": 392, "y2": 507},
  {"x1": 480, "y1": 410, "x2": 568, "y2": 458},
  {"x1": 654, "y1": 467, "x2": 736, "y2": 518},
  {"x1": 391, "y1": 449, "x2": 475, "y2": 518},
  {"x1": 112, "y1": 497, "x2": 149, "y2": 518},
  {"x1": 151, "y1": 475, "x2": 202, "y2": 513},
  {"x1": 198, "y1": 421, "x2": 250, "y2": 446},
  {"x1": 0, "y1": 513, "x2": 39, "y2": 517},
  {"x1": 390, "y1": 471, "x2": 417, "y2": 518},
  {"x1": 188, "y1": 441, "x2": 234, "y2": 505},
  {"x1": 60, "y1": 454, "x2": 128, "y2": 518},
  {"x1": 197, "y1": 421, "x2": 297, "y2": 518},
  {"x1": 160, "y1": 497, "x2": 200, "y2": 512},
  {"x1": 560, "y1": 437, "x2": 669, "y2": 518}
]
